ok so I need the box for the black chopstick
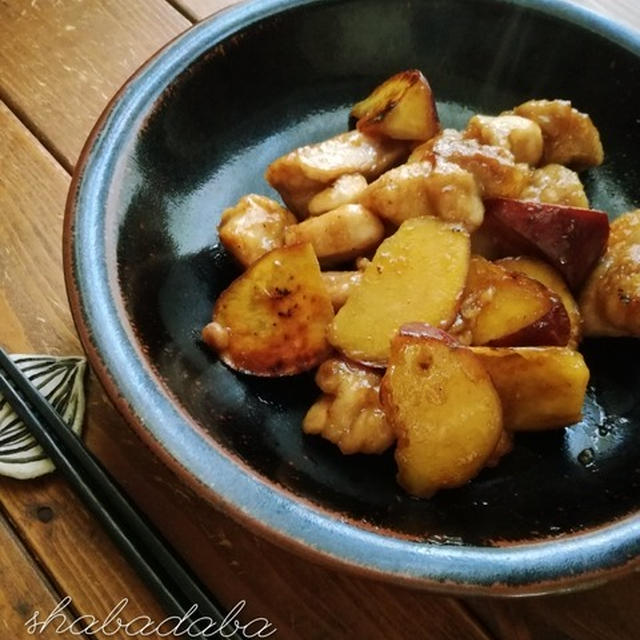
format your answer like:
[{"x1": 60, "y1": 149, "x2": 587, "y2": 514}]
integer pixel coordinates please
[{"x1": 0, "y1": 346, "x2": 244, "y2": 639}]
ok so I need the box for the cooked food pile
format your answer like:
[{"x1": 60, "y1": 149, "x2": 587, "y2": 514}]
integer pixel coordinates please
[{"x1": 202, "y1": 70, "x2": 640, "y2": 498}]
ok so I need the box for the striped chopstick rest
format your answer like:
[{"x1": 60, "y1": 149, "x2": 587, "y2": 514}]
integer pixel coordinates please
[{"x1": 0, "y1": 354, "x2": 86, "y2": 479}]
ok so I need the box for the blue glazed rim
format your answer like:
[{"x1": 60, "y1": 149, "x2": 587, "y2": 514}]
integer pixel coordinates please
[{"x1": 64, "y1": 0, "x2": 640, "y2": 595}]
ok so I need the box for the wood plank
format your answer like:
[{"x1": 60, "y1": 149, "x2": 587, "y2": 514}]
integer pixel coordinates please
[
  {"x1": 468, "y1": 573, "x2": 640, "y2": 640},
  {"x1": 173, "y1": 0, "x2": 640, "y2": 32},
  {"x1": 0, "y1": 0, "x2": 190, "y2": 171},
  {"x1": 171, "y1": 0, "x2": 242, "y2": 21},
  {"x1": 0, "y1": 100, "x2": 170, "y2": 639},
  {"x1": 0, "y1": 513, "x2": 82, "y2": 639},
  {"x1": 0, "y1": 97, "x2": 493, "y2": 640}
]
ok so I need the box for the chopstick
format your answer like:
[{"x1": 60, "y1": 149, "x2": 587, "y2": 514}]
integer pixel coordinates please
[{"x1": 0, "y1": 346, "x2": 243, "y2": 639}]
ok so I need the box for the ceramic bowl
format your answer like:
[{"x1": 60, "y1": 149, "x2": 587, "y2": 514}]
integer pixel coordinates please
[{"x1": 65, "y1": 0, "x2": 640, "y2": 594}]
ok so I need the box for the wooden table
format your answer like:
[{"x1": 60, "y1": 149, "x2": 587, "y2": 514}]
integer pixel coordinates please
[{"x1": 0, "y1": 1, "x2": 638, "y2": 638}]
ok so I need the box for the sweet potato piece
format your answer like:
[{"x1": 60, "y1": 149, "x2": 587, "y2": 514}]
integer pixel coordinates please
[
  {"x1": 471, "y1": 347, "x2": 589, "y2": 431},
  {"x1": 452, "y1": 256, "x2": 571, "y2": 347},
  {"x1": 350, "y1": 70, "x2": 441, "y2": 142},
  {"x1": 321, "y1": 271, "x2": 363, "y2": 310},
  {"x1": 265, "y1": 130, "x2": 409, "y2": 217},
  {"x1": 308, "y1": 174, "x2": 368, "y2": 216},
  {"x1": 485, "y1": 430, "x2": 514, "y2": 468},
  {"x1": 380, "y1": 325, "x2": 502, "y2": 497},
  {"x1": 284, "y1": 204, "x2": 385, "y2": 266},
  {"x1": 481, "y1": 198, "x2": 610, "y2": 290},
  {"x1": 328, "y1": 218, "x2": 470, "y2": 366},
  {"x1": 303, "y1": 358, "x2": 394, "y2": 454},
  {"x1": 359, "y1": 159, "x2": 484, "y2": 231},
  {"x1": 203, "y1": 243, "x2": 334, "y2": 376},
  {"x1": 218, "y1": 194, "x2": 297, "y2": 268},
  {"x1": 510, "y1": 99, "x2": 604, "y2": 168},
  {"x1": 497, "y1": 256, "x2": 582, "y2": 348}
]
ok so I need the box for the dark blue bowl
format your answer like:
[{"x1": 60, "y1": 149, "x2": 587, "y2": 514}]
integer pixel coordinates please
[{"x1": 65, "y1": 0, "x2": 640, "y2": 594}]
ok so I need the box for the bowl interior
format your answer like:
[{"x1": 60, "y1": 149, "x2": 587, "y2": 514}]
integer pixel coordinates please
[{"x1": 110, "y1": 0, "x2": 640, "y2": 548}]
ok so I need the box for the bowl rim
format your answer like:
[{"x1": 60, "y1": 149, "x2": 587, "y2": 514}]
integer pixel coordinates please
[{"x1": 64, "y1": 0, "x2": 640, "y2": 596}]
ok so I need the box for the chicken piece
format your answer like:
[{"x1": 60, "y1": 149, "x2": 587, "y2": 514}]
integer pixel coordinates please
[
  {"x1": 308, "y1": 173, "x2": 368, "y2": 216},
  {"x1": 321, "y1": 271, "x2": 363, "y2": 310},
  {"x1": 520, "y1": 164, "x2": 589, "y2": 208},
  {"x1": 580, "y1": 209, "x2": 640, "y2": 337},
  {"x1": 409, "y1": 129, "x2": 530, "y2": 199},
  {"x1": 284, "y1": 204, "x2": 385, "y2": 266},
  {"x1": 355, "y1": 256, "x2": 371, "y2": 271},
  {"x1": 510, "y1": 99, "x2": 604, "y2": 168},
  {"x1": 265, "y1": 131, "x2": 409, "y2": 218},
  {"x1": 465, "y1": 114, "x2": 544, "y2": 165},
  {"x1": 218, "y1": 194, "x2": 297, "y2": 268},
  {"x1": 359, "y1": 159, "x2": 484, "y2": 231},
  {"x1": 303, "y1": 358, "x2": 394, "y2": 454}
]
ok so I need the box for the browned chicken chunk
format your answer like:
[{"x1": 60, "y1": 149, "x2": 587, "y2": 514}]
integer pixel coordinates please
[
  {"x1": 580, "y1": 210, "x2": 640, "y2": 336},
  {"x1": 284, "y1": 203, "x2": 385, "y2": 266},
  {"x1": 303, "y1": 358, "x2": 394, "y2": 454},
  {"x1": 321, "y1": 271, "x2": 363, "y2": 311},
  {"x1": 308, "y1": 173, "x2": 368, "y2": 216},
  {"x1": 265, "y1": 131, "x2": 409, "y2": 217},
  {"x1": 510, "y1": 99, "x2": 604, "y2": 168},
  {"x1": 465, "y1": 114, "x2": 544, "y2": 165},
  {"x1": 409, "y1": 129, "x2": 530, "y2": 199},
  {"x1": 520, "y1": 164, "x2": 589, "y2": 208},
  {"x1": 359, "y1": 159, "x2": 484, "y2": 231},
  {"x1": 218, "y1": 194, "x2": 296, "y2": 268}
]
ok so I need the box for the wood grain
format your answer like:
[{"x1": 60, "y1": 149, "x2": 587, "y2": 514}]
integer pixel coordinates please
[
  {"x1": 0, "y1": 513, "x2": 82, "y2": 640},
  {"x1": 0, "y1": 0, "x2": 190, "y2": 172},
  {"x1": 0, "y1": 100, "x2": 170, "y2": 639},
  {"x1": 148, "y1": 0, "x2": 640, "y2": 35},
  {"x1": 172, "y1": 0, "x2": 242, "y2": 21},
  {"x1": 469, "y1": 573, "x2": 640, "y2": 640}
]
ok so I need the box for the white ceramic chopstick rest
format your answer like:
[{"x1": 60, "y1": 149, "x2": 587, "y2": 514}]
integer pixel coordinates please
[{"x1": 0, "y1": 354, "x2": 86, "y2": 479}]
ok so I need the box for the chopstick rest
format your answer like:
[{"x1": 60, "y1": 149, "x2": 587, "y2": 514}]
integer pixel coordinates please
[{"x1": 0, "y1": 354, "x2": 86, "y2": 479}]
